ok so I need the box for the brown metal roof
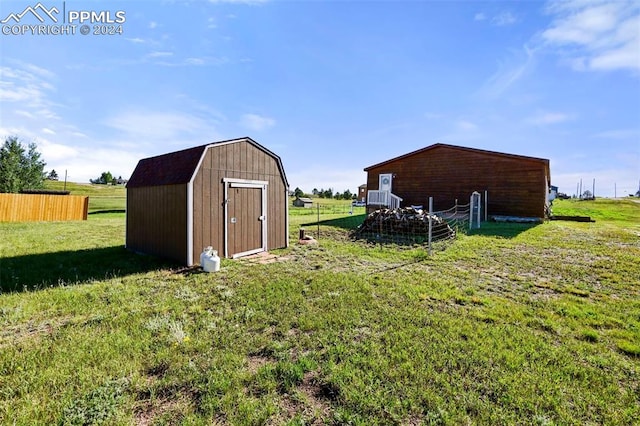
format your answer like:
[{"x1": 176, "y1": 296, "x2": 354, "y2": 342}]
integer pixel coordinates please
[
  {"x1": 127, "y1": 137, "x2": 288, "y2": 188},
  {"x1": 364, "y1": 143, "x2": 550, "y2": 174}
]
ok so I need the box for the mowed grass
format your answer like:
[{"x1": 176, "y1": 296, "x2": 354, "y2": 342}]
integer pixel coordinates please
[
  {"x1": 44, "y1": 180, "x2": 126, "y2": 213},
  {"x1": 0, "y1": 196, "x2": 639, "y2": 424}
]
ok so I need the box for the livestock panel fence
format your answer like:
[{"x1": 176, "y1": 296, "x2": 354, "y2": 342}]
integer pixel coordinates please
[
  {"x1": 295, "y1": 192, "x2": 486, "y2": 254},
  {"x1": 0, "y1": 193, "x2": 89, "y2": 222}
]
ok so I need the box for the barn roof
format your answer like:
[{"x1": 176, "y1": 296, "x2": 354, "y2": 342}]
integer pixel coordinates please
[
  {"x1": 127, "y1": 137, "x2": 288, "y2": 188},
  {"x1": 364, "y1": 143, "x2": 550, "y2": 175},
  {"x1": 296, "y1": 197, "x2": 313, "y2": 203}
]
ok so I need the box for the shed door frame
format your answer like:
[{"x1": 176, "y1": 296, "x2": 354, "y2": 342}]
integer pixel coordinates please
[{"x1": 223, "y1": 178, "x2": 268, "y2": 259}]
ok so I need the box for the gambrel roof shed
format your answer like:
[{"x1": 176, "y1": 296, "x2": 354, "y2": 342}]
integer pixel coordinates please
[{"x1": 127, "y1": 137, "x2": 289, "y2": 265}]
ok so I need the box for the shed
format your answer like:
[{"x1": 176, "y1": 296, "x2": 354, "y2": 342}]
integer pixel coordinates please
[
  {"x1": 126, "y1": 137, "x2": 289, "y2": 265},
  {"x1": 364, "y1": 143, "x2": 551, "y2": 218},
  {"x1": 357, "y1": 184, "x2": 367, "y2": 202},
  {"x1": 293, "y1": 197, "x2": 313, "y2": 208}
]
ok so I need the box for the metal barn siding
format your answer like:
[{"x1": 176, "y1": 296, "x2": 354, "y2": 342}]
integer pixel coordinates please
[
  {"x1": 364, "y1": 144, "x2": 550, "y2": 218},
  {"x1": 127, "y1": 137, "x2": 288, "y2": 266}
]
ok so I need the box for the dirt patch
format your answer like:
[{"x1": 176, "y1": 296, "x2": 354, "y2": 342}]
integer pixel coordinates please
[
  {"x1": 270, "y1": 371, "x2": 332, "y2": 425},
  {"x1": 134, "y1": 382, "x2": 201, "y2": 425},
  {"x1": 247, "y1": 355, "x2": 272, "y2": 374},
  {"x1": 238, "y1": 251, "x2": 291, "y2": 264},
  {"x1": 134, "y1": 397, "x2": 192, "y2": 426},
  {"x1": 0, "y1": 316, "x2": 73, "y2": 347}
]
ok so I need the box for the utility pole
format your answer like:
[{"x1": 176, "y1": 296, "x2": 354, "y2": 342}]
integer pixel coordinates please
[
  {"x1": 64, "y1": 169, "x2": 68, "y2": 192},
  {"x1": 579, "y1": 179, "x2": 583, "y2": 199}
]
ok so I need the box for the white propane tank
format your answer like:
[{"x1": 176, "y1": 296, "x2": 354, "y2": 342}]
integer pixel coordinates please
[{"x1": 200, "y1": 246, "x2": 220, "y2": 272}]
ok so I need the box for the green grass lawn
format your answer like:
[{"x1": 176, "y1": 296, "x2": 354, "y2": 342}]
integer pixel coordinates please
[
  {"x1": 44, "y1": 180, "x2": 126, "y2": 213},
  {"x1": 0, "y1": 197, "x2": 639, "y2": 424}
]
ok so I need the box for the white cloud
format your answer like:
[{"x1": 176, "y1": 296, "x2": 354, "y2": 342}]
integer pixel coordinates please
[
  {"x1": 287, "y1": 166, "x2": 366, "y2": 194},
  {"x1": 126, "y1": 37, "x2": 146, "y2": 44},
  {"x1": 0, "y1": 61, "x2": 223, "y2": 182},
  {"x1": 592, "y1": 128, "x2": 640, "y2": 140},
  {"x1": 147, "y1": 51, "x2": 173, "y2": 58},
  {"x1": 185, "y1": 57, "x2": 205, "y2": 65},
  {"x1": 39, "y1": 139, "x2": 79, "y2": 161},
  {"x1": 104, "y1": 110, "x2": 219, "y2": 143},
  {"x1": 240, "y1": 113, "x2": 275, "y2": 131},
  {"x1": 492, "y1": 11, "x2": 517, "y2": 26},
  {"x1": 456, "y1": 120, "x2": 478, "y2": 131},
  {"x1": 477, "y1": 45, "x2": 535, "y2": 98},
  {"x1": 15, "y1": 110, "x2": 35, "y2": 119},
  {"x1": 542, "y1": 0, "x2": 640, "y2": 72},
  {"x1": 526, "y1": 111, "x2": 573, "y2": 125},
  {"x1": 474, "y1": 13, "x2": 486, "y2": 21},
  {"x1": 149, "y1": 21, "x2": 158, "y2": 29},
  {"x1": 0, "y1": 64, "x2": 59, "y2": 120}
]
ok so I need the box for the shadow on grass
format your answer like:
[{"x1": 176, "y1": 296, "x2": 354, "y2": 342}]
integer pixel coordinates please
[
  {"x1": 468, "y1": 221, "x2": 541, "y2": 238},
  {"x1": 301, "y1": 214, "x2": 366, "y2": 231},
  {"x1": 0, "y1": 246, "x2": 177, "y2": 293},
  {"x1": 88, "y1": 209, "x2": 126, "y2": 214}
]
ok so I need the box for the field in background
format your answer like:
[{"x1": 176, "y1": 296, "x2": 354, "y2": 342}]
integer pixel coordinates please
[
  {"x1": 1, "y1": 190, "x2": 639, "y2": 424},
  {"x1": 44, "y1": 181, "x2": 126, "y2": 213}
]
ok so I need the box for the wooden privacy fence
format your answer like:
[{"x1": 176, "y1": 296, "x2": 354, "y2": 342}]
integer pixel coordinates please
[{"x1": 0, "y1": 193, "x2": 89, "y2": 222}]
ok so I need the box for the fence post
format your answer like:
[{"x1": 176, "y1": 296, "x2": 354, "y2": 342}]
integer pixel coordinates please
[
  {"x1": 428, "y1": 196, "x2": 433, "y2": 255},
  {"x1": 469, "y1": 193, "x2": 473, "y2": 230},
  {"x1": 484, "y1": 190, "x2": 488, "y2": 222},
  {"x1": 454, "y1": 199, "x2": 458, "y2": 232},
  {"x1": 317, "y1": 203, "x2": 320, "y2": 239}
]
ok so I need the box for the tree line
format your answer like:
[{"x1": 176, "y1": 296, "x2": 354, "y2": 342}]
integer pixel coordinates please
[
  {"x1": 293, "y1": 187, "x2": 355, "y2": 200},
  {"x1": 0, "y1": 136, "x2": 126, "y2": 193}
]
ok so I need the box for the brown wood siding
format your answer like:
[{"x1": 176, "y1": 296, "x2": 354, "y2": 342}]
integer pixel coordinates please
[
  {"x1": 0, "y1": 193, "x2": 88, "y2": 222},
  {"x1": 366, "y1": 146, "x2": 548, "y2": 217},
  {"x1": 192, "y1": 141, "x2": 287, "y2": 261},
  {"x1": 126, "y1": 184, "x2": 188, "y2": 264}
]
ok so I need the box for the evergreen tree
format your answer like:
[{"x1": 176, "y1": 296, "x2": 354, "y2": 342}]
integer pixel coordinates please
[{"x1": 0, "y1": 136, "x2": 46, "y2": 193}]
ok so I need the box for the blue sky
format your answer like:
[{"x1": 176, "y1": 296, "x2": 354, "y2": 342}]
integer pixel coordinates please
[{"x1": 1, "y1": 0, "x2": 639, "y2": 197}]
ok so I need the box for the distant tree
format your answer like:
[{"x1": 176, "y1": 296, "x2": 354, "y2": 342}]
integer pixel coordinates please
[
  {"x1": 293, "y1": 187, "x2": 304, "y2": 198},
  {"x1": 312, "y1": 188, "x2": 319, "y2": 196},
  {"x1": 91, "y1": 171, "x2": 114, "y2": 185},
  {"x1": 342, "y1": 189, "x2": 352, "y2": 200},
  {"x1": 322, "y1": 188, "x2": 333, "y2": 199},
  {"x1": 0, "y1": 136, "x2": 46, "y2": 193},
  {"x1": 47, "y1": 169, "x2": 59, "y2": 181},
  {"x1": 581, "y1": 190, "x2": 593, "y2": 199}
]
